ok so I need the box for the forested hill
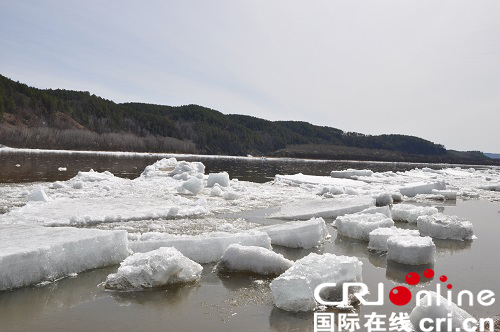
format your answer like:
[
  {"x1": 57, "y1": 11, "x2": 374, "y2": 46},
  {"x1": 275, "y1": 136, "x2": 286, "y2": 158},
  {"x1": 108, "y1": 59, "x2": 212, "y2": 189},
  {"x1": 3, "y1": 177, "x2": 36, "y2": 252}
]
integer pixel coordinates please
[{"x1": 0, "y1": 74, "x2": 492, "y2": 163}]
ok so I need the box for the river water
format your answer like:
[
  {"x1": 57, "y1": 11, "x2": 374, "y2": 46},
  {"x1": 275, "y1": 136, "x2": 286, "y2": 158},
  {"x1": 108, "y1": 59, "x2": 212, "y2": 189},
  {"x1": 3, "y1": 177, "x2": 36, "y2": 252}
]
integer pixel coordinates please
[{"x1": 0, "y1": 151, "x2": 499, "y2": 332}]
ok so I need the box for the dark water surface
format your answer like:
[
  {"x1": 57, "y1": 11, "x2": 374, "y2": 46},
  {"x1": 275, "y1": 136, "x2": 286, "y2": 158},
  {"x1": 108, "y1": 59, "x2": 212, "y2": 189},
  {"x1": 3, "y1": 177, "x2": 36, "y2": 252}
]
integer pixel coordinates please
[{"x1": 0, "y1": 150, "x2": 465, "y2": 183}]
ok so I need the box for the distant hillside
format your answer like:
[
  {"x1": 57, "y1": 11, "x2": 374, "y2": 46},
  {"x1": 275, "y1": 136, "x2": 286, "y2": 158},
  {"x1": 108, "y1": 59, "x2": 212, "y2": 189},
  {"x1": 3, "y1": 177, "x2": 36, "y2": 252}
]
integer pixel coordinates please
[
  {"x1": 0, "y1": 74, "x2": 495, "y2": 164},
  {"x1": 485, "y1": 153, "x2": 500, "y2": 159}
]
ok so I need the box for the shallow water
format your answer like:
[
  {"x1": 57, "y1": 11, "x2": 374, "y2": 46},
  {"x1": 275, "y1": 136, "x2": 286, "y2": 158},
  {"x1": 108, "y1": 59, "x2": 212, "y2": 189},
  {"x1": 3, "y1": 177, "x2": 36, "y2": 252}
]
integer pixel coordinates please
[{"x1": 0, "y1": 200, "x2": 498, "y2": 332}]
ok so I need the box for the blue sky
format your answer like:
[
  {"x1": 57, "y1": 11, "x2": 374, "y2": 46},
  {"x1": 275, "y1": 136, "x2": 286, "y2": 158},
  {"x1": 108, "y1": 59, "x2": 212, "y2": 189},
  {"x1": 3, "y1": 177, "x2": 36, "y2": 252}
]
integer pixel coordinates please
[{"x1": 1, "y1": 1, "x2": 499, "y2": 152}]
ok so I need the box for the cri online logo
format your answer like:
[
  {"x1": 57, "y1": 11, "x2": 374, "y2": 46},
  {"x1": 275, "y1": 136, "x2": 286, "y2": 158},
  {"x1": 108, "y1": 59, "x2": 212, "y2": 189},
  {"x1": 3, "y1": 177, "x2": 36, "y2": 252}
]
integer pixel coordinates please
[
  {"x1": 314, "y1": 268, "x2": 495, "y2": 308},
  {"x1": 390, "y1": 268, "x2": 438, "y2": 306}
]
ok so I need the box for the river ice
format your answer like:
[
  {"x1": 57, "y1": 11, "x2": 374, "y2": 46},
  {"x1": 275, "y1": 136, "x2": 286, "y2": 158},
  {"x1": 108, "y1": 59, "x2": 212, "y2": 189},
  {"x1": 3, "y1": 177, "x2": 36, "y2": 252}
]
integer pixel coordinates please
[{"x1": 1, "y1": 149, "x2": 500, "y2": 302}]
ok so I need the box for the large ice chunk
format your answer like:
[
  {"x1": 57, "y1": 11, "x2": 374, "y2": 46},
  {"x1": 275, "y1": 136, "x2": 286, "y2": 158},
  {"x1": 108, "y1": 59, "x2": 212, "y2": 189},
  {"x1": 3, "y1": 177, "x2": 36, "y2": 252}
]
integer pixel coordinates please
[
  {"x1": 479, "y1": 183, "x2": 500, "y2": 192},
  {"x1": 409, "y1": 291, "x2": 475, "y2": 332},
  {"x1": 270, "y1": 253, "x2": 363, "y2": 312},
  {"x1": 215, "y1": 244, "x2": 292, "y2": 276},
  {"x1": 392, "y1": 204, "x2": 439, "y2": 224},
  {"x1": 330, "y1": 169, "x2": 373, "y2": 179},
  {"x1": 275, "y1": 174, "x2": 366, "y2": 188},
  {"x1": 104, "y1": 247, "x2": 202, "y2": 291},
  {"x1": 399, "y1": 181, "x2": 446, "y2": 197},
  {"x1": 140, "y1": 157, "x2": 178, "y2": 177},
  {"x1": 0, "y1": 225, "x2": 128, "y2": 290},
  {"x1": 177, "y1": 177, "x2": 204, "y2": 195},
  {"x1": 260, "y1": 218, "x2": 330, "y2": 249},
  {"x1": 431, "y1": 189, "x2": 457, "y2": 201},
  {"x1": 169, "y1": 160, "x2": 205, "y2": 176},
  {"x1": 355, "y1": 206, "x2": 392, "y2": 219},
  {"x1": 387, "y1": 236, "x2": 435, "y2": 265},
  {"x1": 417, "y1": 214, "x2": 474, "y2": 240},
  {"x1": 368, "y1": 227, "x2": 420, "y2": 252},
  {"x1": 336, "y1": 213, "x2": 394, "y2": 241},
  {"x1": 129, "y1": 231, "x2": 271, "y2": 263},
  {"x1": 72, "y1": 169, "x2": 117, "y2": 182},
  {"x1": 375, "y1": 192, "x2": 393, "y2": 206},
  {"x1": 207, "y1": 172, "x2": 230, "y2": 187},
  {"x1": 270, "y1": 196, "x2": 375, "y2": 220},
  {"x1": 28, "y1": 186, "x2": 51, "y2": 202}
]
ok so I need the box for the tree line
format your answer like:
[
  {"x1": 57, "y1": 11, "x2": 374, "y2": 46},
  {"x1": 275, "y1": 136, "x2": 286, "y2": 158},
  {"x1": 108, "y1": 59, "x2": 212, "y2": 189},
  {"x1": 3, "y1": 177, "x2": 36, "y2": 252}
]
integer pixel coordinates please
[{"x1": 0, "y1": 73, "x2": 470, "y2": 158}]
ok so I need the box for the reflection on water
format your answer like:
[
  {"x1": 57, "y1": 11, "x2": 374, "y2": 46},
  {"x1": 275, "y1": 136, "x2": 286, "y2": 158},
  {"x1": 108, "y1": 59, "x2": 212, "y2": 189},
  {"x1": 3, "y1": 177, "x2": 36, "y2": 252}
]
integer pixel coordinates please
[
  {"x1": 385, "y1": 261, "x2": 435, "y2": 284},
  {"x1": 434, "y1": 238, "x2": 473, "y2": 255},
  {"x1": 269, "y1": 307, "x2": 314, "y2": 332},
  {"x1": 110, "y1": 284, "x2": 198, "y2": 308},
  {"x1": 0, "y1": 266, "x2": 114, "y2": 330},
  {"x1": 368, "y1": 251, "x2": 387, "y2": 269}
]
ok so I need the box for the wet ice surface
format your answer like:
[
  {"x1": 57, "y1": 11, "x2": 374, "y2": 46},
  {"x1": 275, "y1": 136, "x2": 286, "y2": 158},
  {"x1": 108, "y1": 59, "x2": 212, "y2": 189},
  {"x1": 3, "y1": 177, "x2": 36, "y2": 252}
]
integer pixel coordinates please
[{"x1": 1, "y1": 150, "x2": 500, "y2": 331}]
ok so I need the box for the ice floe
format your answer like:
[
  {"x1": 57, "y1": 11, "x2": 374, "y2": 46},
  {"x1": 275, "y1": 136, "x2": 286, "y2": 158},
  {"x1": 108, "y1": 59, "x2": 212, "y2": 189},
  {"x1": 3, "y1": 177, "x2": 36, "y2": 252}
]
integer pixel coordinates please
[
  {"x1": 0, "y1": 225, "x2": 128, "y2": 290},
  {"x1": 129, "y1": 231, "x2": 271, "y2": 263},
  {"x1": 27, "y1": 186, "x2": 51, "y2": 202},
  {"x1": 215, "y1": 244, "x2": 292, "y2": 276},
  {"x1": 270, "y1": 253, "x2": 363, "y2": 312},
  {"x1": 368, "y1": 227, "x2": 420, "y2": 252},
  {"x1": 417, "y1": 213, "x2": 474, "y2": 240},
  {"x1": 392, "y1": 204, "x2": 439, "y2": 224},
  {"x1": 387, "y1": 236, "x2": 435, "y2": 265},
  {"x1": 207, "y1": 172, "x2": 230, "y2": 187},
  {"x1": 330, "y1": 169, "x2": 373, "y2": 179},
  {"x1": 336, "y1": 213, "x2": 394, "y2": 241},
  {"x1": 104, "y1": 247, "x2": 202, "y2": 291},
  {"x1": 260, "y1": 217, "x2": 330, "y2": 249},
  {"x1": 270, "y1": 196, "x2": 375, "y2": 220}
]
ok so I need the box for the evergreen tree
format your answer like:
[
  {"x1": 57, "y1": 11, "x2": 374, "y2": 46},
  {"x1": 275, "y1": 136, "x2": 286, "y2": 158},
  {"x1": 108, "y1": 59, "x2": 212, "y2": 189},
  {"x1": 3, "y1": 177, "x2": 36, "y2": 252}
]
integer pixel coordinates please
[{"x1": 0, "y1": 89, "x2": 5, "y2": 121}]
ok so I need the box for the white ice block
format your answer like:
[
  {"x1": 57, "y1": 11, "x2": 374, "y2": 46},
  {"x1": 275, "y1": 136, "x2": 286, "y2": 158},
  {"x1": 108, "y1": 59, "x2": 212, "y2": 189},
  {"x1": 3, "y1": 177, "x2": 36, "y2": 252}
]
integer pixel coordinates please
[
  {"x1": 368, "y1": 227, "x2": 420, "y2": 252},
  {"x1": 392, "y1": 204, "x2": 439, "y2": 224},
  {"x1": 169, "y1": 160, "x2": 205, "y2": 176},
  {"x1": 73, "y1": 169, "x2": 116, "y2": 182},
  {"x1": 409, "y1": 291, "x2": 475, "y2": 332},
  {"x1": 375, "y1": 192, "x2": 393, "y2": 206},
  {"x1": 260, "y1": 218, "x2": 330, "y2": 249},
  {"x1": 417, "y1": 213, "x2": 474, "y2": 240},
  {"x1": 0, "y1": 225, "x2": 128, "y2": 290},
  {"x1": 399, "y1": 181, "x2": 446, "y2": 197},
  {"x1": 270, "y1": 253, "x2": 363, "y2": 312},
  {"x1": 270, "y1": 196, "x2": 375, "y2": 220},
  {"x1": 330, "y1": 169, "x2": 373, "y2": 179},
  {"x1": 355, "y1": 206, "x2": 392, "y2": 219},
  {"x1": 28, "y1": 186, "x2": 51, "y2": 202},
  {"x1": 431, "y1": 189, "x2": 457, "y2": 200},
  {"x1": 215, "y1": 244, "x2": 292, "y2": 276},
  {"x1": 104, "y1": 247, "x2": 202, "y2": 291},
  {"x1": 177, "y1": 176, "x2": 204, "y2": 195},
  {"x1": 479, "y1": 183, "x2": 500, "y2": 191},
  {"x1": 222, "y1": 191, "x2": 240, "y2": 200},
  {"x1": 129, "y1": 231, "x2": 271, "y2": 263},
  {"x1": 387, "y1": 236, "x2": 435, "y2": 265},
  {"x1": 207, "y1": 172, "x2": 230, "y2": 187},
  {"x1": 140, "y1": 157, "x2": 178, "y2": 177},
  {"x1": 336, "y1": 213, "x2": 394, "y2": 241}
]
